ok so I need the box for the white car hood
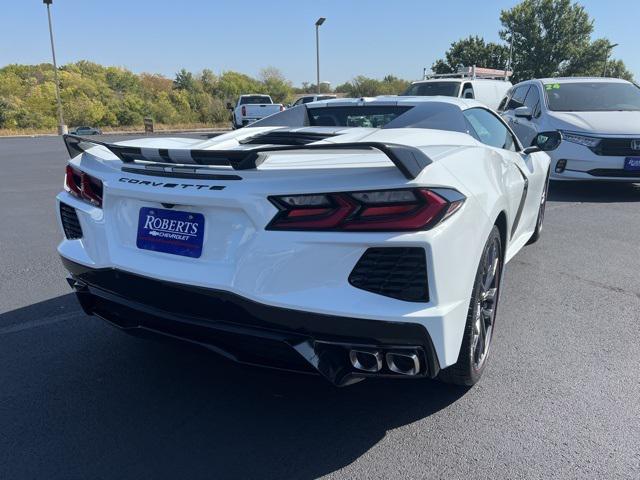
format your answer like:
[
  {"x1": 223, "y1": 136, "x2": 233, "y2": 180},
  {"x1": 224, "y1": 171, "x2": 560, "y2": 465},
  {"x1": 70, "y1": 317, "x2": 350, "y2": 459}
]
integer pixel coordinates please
[{"x1": 549, "y1": 111, "x2": 640, "y2": 136}]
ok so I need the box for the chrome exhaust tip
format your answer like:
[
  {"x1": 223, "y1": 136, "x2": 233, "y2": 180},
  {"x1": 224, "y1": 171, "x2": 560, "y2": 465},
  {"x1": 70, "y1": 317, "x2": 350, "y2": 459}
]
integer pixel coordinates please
[
  {"x1": 385, "y1": 351, "x2": 420, "y2": 376},
  {"x1": 349, "y1": 350, "x2": 383, "y2": 373}
]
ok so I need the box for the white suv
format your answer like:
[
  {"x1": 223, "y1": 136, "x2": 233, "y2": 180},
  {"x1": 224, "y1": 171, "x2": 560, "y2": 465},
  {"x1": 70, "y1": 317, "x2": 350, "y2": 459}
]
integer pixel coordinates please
[{"x1": 501, "y1": 77, "x2": 640, "y2": 181}]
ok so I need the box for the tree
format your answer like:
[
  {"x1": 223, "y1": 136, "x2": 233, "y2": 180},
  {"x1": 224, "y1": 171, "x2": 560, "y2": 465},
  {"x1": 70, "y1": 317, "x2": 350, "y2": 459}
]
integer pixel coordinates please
[
  {"x1": 333, "y1": 82, "x2": 351, "y2": 94},
  {"x1": 431, "y1": 36, "x2": 509, "y2": 74},
  {"x1": 604, "y1": 60, "x2": 634, "y2": 81},
  {"x1": 214, "y1": 71, "x2": 263, "y2": 101},
  {"x1": 560, "y1": 38, "x2": 633, "y2": 80},
  {"x1": 499, "y1": 0, "x2": 633, "y2": 82},
  {"x1": 259, "y1": 67, "x2": 293, "y2": 103},
  {"x1": 379, "y1": 75, "x2": 410, "y2": 95},
  {"x1": 199, "y1": 69, "x2": 218, "y2": 95},
  {"x1": 173, "y1": 68, "x2": 197, "y2": 92},
  {"x1": 334, "y1": 75, "x2": 410, "y2": 97},
  {"x1": 348, "y1": 76, "x2": 381, "y2": 97}
]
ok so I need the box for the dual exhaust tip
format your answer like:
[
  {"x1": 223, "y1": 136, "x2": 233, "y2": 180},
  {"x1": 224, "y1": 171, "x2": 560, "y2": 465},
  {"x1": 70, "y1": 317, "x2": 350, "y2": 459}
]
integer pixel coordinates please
[{"x1": 349, "y1": 349, "x2": 421, "y2": 376}]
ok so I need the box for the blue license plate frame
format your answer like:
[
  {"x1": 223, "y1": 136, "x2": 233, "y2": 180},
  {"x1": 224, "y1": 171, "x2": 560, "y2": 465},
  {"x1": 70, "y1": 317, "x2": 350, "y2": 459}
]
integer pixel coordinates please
[
  {"x1": 624, "y1": 157, "x2": 640, "y2": 171},
  {"x1": 136, "y1": 207, "x2": 204, "y2": 258}
]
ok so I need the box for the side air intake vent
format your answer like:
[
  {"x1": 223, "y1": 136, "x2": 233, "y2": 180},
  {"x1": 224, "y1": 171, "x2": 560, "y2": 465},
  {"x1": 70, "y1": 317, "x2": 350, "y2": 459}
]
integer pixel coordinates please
[
  {"x1": 60, "y1": 202, "x2": 83, "y2": 239},
  {"x1": 349, "y1": 247, "x2": 428, "y2": 302}
]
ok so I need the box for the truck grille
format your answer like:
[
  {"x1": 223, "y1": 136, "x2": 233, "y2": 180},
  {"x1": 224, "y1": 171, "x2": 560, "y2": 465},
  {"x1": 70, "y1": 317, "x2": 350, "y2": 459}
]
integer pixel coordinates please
[
  {"x1": 60, "y1": 202, "x2": 83, "y2": 239},
  {"x1": 591, "y1": 138, "x2": 640, "y2": 157},
  {"x1": 349, "y1": 248, "x2": 428, "y2": 302}
]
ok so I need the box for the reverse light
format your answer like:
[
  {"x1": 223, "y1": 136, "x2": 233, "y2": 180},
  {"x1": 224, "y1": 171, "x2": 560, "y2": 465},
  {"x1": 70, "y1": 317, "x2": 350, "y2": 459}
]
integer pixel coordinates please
[
  {"x1": 267, "y1": 188, "x2": 465, "y2": 231},
  {"x1": 560, "y1": 131, "x2": 600, "y2": 148},
  {"x1": 65, "y1": 165, "x2": 103, "y2": 208}
]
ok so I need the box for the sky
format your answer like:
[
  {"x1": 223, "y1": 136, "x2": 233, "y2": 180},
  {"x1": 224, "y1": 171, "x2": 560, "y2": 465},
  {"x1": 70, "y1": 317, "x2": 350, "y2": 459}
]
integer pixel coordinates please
[{"x1": 1, "y1": 0, "x2": 638, "y2": 85}]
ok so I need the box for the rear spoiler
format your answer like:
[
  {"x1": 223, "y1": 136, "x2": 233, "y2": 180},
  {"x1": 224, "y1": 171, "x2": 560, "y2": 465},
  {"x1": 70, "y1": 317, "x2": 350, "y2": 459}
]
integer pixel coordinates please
[{"x1": 63, "y1": 134, "x2": 432, "y2": 180}]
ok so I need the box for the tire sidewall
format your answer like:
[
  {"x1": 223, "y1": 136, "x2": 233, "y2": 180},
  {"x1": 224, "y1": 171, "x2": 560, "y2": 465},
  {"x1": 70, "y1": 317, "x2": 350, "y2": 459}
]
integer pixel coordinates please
[{"x1": 465, "y1": 227, "x2": 503, "y2": 383}]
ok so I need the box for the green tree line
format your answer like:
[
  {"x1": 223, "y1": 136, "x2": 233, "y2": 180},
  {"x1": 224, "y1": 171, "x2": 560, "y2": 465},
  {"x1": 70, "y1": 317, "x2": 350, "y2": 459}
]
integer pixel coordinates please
[
  {"x1": 0, "y1": 0, "x2": 634, "y2": 131},
  {"x1": 0, "y1": 62, "x2": 299, "y2": 129},
  {"x1": 0, "y1": 61, "x2": 413, "y2": 130}
]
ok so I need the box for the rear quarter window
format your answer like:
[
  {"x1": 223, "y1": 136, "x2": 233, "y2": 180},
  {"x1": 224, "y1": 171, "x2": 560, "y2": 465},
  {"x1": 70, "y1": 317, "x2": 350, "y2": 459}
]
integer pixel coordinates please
[{"x1": 240, "y1": 96, "x2": 272, "y2": 105}]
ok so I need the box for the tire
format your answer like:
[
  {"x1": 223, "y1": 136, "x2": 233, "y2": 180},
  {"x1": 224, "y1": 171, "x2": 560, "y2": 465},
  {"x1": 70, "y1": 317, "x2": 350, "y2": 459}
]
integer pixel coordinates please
[
  {"x1": 527, "y1": 169, "x2": 550, "y2": 245},
  {"x1": 438, "y1": 226, "x2": 503, "y2": 386}
]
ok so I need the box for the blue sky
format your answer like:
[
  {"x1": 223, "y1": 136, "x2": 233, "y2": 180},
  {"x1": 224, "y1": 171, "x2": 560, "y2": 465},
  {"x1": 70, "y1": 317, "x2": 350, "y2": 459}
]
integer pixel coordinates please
[{"x1": 2, "y1": 0, "x2": 638, "y2": 85}]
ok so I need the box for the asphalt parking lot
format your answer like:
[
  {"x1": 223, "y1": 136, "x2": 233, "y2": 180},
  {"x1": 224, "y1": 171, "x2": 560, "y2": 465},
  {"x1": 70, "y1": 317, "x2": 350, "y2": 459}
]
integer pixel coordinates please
[{"x1": 1, "y1": 134, "x2": 639, "y2": 480}]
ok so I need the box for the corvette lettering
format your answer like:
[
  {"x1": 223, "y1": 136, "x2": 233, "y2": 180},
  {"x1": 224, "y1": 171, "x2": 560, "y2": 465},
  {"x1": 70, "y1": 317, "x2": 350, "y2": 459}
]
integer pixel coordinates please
[{"x1": 118, "y1": 177, "x2": 224, "y2": 190}]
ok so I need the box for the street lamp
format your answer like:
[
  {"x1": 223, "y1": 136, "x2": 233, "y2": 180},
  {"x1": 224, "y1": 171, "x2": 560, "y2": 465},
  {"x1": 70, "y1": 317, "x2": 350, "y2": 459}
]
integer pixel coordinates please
[
  {"x1": 43, "y1": 0, "x2": 67, "y2": 134},
  {"x1": 315, "y1": 17, "x2": 326, "y2": 94},
  {"x1": 602, "y1": 43, "x2": 619, "y2": 77}
]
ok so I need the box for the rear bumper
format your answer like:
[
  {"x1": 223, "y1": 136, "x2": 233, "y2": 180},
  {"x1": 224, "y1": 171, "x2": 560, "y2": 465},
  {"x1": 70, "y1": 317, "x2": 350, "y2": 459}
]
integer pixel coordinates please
[{"x1": 62, "y1": 257, "x2": 440, "y2": 385}]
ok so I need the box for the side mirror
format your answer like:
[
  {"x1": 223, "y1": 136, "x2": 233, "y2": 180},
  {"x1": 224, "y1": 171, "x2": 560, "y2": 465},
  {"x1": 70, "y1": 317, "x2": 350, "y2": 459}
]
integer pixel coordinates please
[
  {"x1": 514, "y1": 106, "x2": 532, "y2": 119},
  {"x1": 523, "y1": 131, "x2": 562, "y2": 154},
  {"x1": 226, "y1": 102, "x2": 233, "y2": 110}
]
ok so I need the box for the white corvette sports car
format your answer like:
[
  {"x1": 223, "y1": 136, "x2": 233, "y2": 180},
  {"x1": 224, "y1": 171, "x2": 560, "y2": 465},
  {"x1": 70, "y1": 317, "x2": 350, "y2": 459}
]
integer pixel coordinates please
[{"x1": 57, "y1": 97, "x2": 560, "y2": 386}]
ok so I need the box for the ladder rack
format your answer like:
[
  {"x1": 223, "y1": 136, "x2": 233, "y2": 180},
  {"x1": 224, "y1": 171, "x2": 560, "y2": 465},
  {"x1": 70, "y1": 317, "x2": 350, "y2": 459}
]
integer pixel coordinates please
[{"x1": 422, "y1": 65, "x2": 512, "y2": 81}]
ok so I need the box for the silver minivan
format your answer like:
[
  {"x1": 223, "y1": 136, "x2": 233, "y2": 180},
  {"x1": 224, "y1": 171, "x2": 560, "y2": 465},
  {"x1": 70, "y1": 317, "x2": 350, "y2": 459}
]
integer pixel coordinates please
[{"x1": 500, "y1": 77, "x2": 640, "y2": 181}]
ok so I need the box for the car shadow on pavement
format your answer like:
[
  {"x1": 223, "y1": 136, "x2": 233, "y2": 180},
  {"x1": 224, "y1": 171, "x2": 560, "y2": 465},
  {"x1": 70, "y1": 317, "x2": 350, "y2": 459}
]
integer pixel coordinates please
[
  {"x1": 548, "y1": 180, "x2": 640, "y2": 203},
  {"x1": 0, "y1": 295, "x2": 468, "y2": 480}
]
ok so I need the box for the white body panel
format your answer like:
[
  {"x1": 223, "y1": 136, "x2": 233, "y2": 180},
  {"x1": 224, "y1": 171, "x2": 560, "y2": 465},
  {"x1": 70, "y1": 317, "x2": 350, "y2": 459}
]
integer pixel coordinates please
[{"x1": 57, "y1": 98, "x2": 549, "y2": 369}]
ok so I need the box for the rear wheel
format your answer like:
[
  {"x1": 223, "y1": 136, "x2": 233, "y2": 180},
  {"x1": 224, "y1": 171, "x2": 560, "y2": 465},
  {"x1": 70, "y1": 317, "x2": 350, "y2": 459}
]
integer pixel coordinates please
[{"x1": 438, "y1": 226, "x2": 502, "y2": 386}]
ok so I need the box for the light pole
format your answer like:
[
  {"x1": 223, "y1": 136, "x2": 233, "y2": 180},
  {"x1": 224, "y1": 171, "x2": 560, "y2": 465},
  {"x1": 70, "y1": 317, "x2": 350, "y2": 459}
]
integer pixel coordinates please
[
  {"x1": 602, "y1": 43, "x2": 619, "y2": 77},
  {"x1": 43, "y1": 0, "x2": 67, "y2": 134},
  {"x1": 315, "y1": 17, "x2": 326, "y2": 94}
]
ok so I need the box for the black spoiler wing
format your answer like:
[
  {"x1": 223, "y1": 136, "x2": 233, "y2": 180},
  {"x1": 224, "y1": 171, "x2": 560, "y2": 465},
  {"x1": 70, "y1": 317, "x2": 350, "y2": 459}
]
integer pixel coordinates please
[{"x1": 63, "y1": 134, "x2": 432, "y2": 180}]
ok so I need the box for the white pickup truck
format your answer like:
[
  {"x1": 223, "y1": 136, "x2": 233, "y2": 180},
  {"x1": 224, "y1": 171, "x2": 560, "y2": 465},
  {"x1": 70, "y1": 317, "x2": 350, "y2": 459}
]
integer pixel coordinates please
[{"x1": 227, "y1": 95, "x2": 284, "y2": 129}]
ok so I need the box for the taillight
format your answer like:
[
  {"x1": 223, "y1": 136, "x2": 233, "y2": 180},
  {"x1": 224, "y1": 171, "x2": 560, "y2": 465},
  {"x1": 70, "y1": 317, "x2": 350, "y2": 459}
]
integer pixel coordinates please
[
  {"x1": 65, "y1": 165, "x2": 103, "y2": 208},
  {"x1": 267, "y1": 188, "x2": 464, "y2": 231},
  {"x1": 279, "y1": 105, "x2": 285, "y2": 111},
  {"x1": 65, "y1": 165, "x2": 82, "y2": 197},
  {"x1": 241, "y1": 105, "x2": 246, "y2": 116}
]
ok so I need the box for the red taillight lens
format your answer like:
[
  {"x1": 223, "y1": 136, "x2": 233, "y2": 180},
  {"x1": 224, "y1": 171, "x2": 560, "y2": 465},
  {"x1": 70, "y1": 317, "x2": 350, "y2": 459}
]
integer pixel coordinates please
[
  {"x1": 267, "y1": 188, "x2": 464, "y2": 231},
  {"x1": 65, "y1": 165, "x2": 82, "y2": 197},
  {"x1": 65, "y1": 165, "x2": 103, "y2": 208},
  {"x1": 241, "y1": 105, "x2": 246, "y2": 116}
]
